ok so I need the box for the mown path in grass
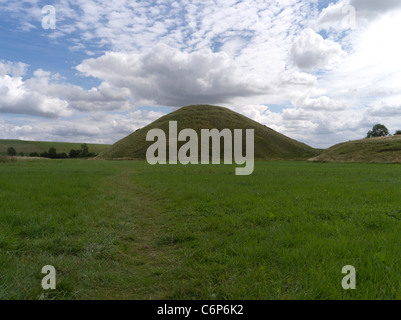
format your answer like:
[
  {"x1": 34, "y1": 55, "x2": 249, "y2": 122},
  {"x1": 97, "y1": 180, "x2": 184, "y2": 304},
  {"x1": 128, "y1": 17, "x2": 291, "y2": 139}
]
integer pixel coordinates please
[{"x1": 0, "y1": 160, "x2": 182, "y2": 299}]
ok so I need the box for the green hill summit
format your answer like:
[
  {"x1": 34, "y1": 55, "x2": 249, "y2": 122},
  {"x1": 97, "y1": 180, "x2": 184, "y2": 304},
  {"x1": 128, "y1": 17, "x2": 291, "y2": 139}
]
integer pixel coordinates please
[{"x1": 98, "y1": 105, "x2": 318, "y2": 160}]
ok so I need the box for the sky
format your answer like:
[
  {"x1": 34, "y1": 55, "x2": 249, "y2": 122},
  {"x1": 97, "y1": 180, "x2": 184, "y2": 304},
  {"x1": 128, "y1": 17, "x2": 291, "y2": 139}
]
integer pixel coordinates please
[{"x1": 0, "y1": 0, "x2": 400, "y2": 148}]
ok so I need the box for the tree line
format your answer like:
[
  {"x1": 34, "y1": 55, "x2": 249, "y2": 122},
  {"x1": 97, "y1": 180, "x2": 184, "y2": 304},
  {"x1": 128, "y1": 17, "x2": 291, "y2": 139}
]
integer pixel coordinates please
[
  {"x1": 6, "y1": 143, "x2": 97, "y2": 158},
  {"x1": 5, "y1": 126, "x2": 400, "y2": 158}
]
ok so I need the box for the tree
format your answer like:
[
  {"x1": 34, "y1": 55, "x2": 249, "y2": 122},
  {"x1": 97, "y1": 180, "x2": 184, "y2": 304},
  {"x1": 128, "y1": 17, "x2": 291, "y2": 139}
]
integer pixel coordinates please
[
  {"x1": 395, "y1": 130, "x2": 401, "y2": 135},
  {"x1": 48, "y1": 147, "x2": 57, "y2": 159},
  {"x1": 81, "y1": 143, "x2": 89, "y2": 157},
  {"x1": 367, "y1": 124, "x2": 389, "y2": 138},
  {"x1": 69, "y1": 149, "x2": 78, "y2": 158},
  {"x1": 7, "y1": 147, "x2": 17, "y2": 156}
]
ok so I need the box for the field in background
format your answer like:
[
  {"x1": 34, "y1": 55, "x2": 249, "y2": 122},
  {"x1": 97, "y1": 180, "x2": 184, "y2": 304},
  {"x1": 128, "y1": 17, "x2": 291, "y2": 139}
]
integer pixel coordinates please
[
  {"x1": 1, "y1": 159, "x2": 401, "y2": 299},
  {"x1": 0, "y1": 139, "x2": 110, "y2": 156}
]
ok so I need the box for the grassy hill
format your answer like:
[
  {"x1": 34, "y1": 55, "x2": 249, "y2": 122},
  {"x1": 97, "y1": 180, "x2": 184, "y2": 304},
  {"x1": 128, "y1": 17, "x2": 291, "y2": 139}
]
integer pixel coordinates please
[
  {"x1": 310, "y1": 135, "x2": 401, "y2": 163},
  {"x1": 0, "y1": 139, "x2": 110, "y2": 156},
  {"x1": 98, "y1": 104, "x2": 320, "y2": 160}
]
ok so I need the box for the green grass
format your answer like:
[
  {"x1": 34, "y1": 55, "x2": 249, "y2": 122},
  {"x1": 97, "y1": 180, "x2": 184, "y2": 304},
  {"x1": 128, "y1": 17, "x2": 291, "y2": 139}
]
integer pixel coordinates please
[
  {"x1": 0, "y1": 156, "x2": 16, "y2": 163},
  {"x1": 1, "y1": 159, "x2": 401, "y2": 299},
  {"x1": 0, "y1": 139, "x2": 110, "y2": 156},
  {"x1": 311, "y1": 135, "x2": 401, "y2": 163},
  {"x1": 98, "y1": 105, "x2": 320, "y2": 160}
]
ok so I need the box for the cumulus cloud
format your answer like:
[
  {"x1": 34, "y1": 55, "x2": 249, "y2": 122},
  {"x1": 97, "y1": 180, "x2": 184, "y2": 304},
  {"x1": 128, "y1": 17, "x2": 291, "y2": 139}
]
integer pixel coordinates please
[
  {"x1": 0, "y1": 60, "x2": 137, "y2": 117},
  {"x1": 290, "y1": 28, "x2": 344, "y2": 70},
  {"x1": 315, "y1": 1, "x2": 354, "y2": 31},
  {"x1": 27, "y1": 77, "x2": 133, "y2": 113},
  {"x1": 0, "y1": 72, "x2": 71, "y2": 118},
  {"x1": 76, "y1": 45, "x2": 266, "y2": 107}
]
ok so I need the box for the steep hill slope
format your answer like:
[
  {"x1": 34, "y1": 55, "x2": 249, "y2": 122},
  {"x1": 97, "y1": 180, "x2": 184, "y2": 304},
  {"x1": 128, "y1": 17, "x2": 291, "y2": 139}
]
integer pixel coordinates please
[{"x1": 98, "y1": 105, "x2": 319, "y2": 160}]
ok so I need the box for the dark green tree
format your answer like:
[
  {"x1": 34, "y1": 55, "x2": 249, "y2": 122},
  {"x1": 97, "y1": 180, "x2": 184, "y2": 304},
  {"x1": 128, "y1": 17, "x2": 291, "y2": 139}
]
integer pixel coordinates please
[
  {"x1": 395, "y1": 130, "x2": 401, "y2": 135},
  {"x1": 69, "y1": 149, "x2": 78, "y2": 158},
  {"x1": 7, "y1": 147, "x2": 17, "y2": 156},
  {"x1": 48, "y1": 147, "x2": 57, "y2": 158},
  {"x1": 367, "y1": 124, "x2": 389, "y2": 138},
  {"x1": 81, "y1": 143, "x2": 89, "y2": 157}
]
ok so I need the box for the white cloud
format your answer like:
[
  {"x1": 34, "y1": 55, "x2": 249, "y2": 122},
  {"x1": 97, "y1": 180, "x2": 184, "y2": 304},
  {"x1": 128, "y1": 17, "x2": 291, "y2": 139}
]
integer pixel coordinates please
[
  {"x1": 76, "y1": 45, "x2": 266, "y2": 107},
  {"x1": 294, "y1": 95, "x2": 348, "y2": 111},
  {"x1": 0, "y1": 61, "x2": 136, "y2": 118},
  {"x1": 290, "y1": 28, "x2": 344, "y2": 70},
  {"x1": 316, "y1": 1, "x2": 351, "y2": 32},
  {"x1": 0, "y1": 109, "x2": 165, "y2": 144},
  {"x1": 318, "y1": 10, "x2": 401, "y2": 104},
  {"x1": 367, "y1": 97, "x2": 401, "y2": 117},
  {"x1": 0, "y1": 61, "x2": 28, "y2": 77},
  {"x1": 279, "y1": 71, "x2": 318, "y2": 87},
  {"x1": 0, "y1": 72, "x2": 71, "y2": 118}
]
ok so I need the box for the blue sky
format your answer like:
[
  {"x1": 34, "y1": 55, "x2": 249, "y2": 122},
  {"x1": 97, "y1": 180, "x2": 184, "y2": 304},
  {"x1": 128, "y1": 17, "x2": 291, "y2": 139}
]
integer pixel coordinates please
[{"x1": 0, "y1": 0, "x2": 400, "y2": 148}]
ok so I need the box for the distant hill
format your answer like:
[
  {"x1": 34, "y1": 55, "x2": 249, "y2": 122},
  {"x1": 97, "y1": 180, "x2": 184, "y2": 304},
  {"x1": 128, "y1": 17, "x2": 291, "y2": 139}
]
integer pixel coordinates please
[
  {"x1": 310, "y1": 135, "x2": 401, "y2": 163},
  {"x1": 0, "y1": 139, "x2": 110, "y2": 156},
  {"x1": 98, "y1": 104, "x2": 319, "y2": 160}
]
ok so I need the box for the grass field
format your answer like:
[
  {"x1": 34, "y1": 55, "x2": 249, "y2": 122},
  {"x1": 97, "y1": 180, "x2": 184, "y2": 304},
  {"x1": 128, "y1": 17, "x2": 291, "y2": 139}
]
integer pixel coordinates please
[
  {"x1": 0, "y1": 139, "x2": 110, "y2": 156},
  {"x1": 1, "y1": 159, "x2": 401, "y2": 299}
]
